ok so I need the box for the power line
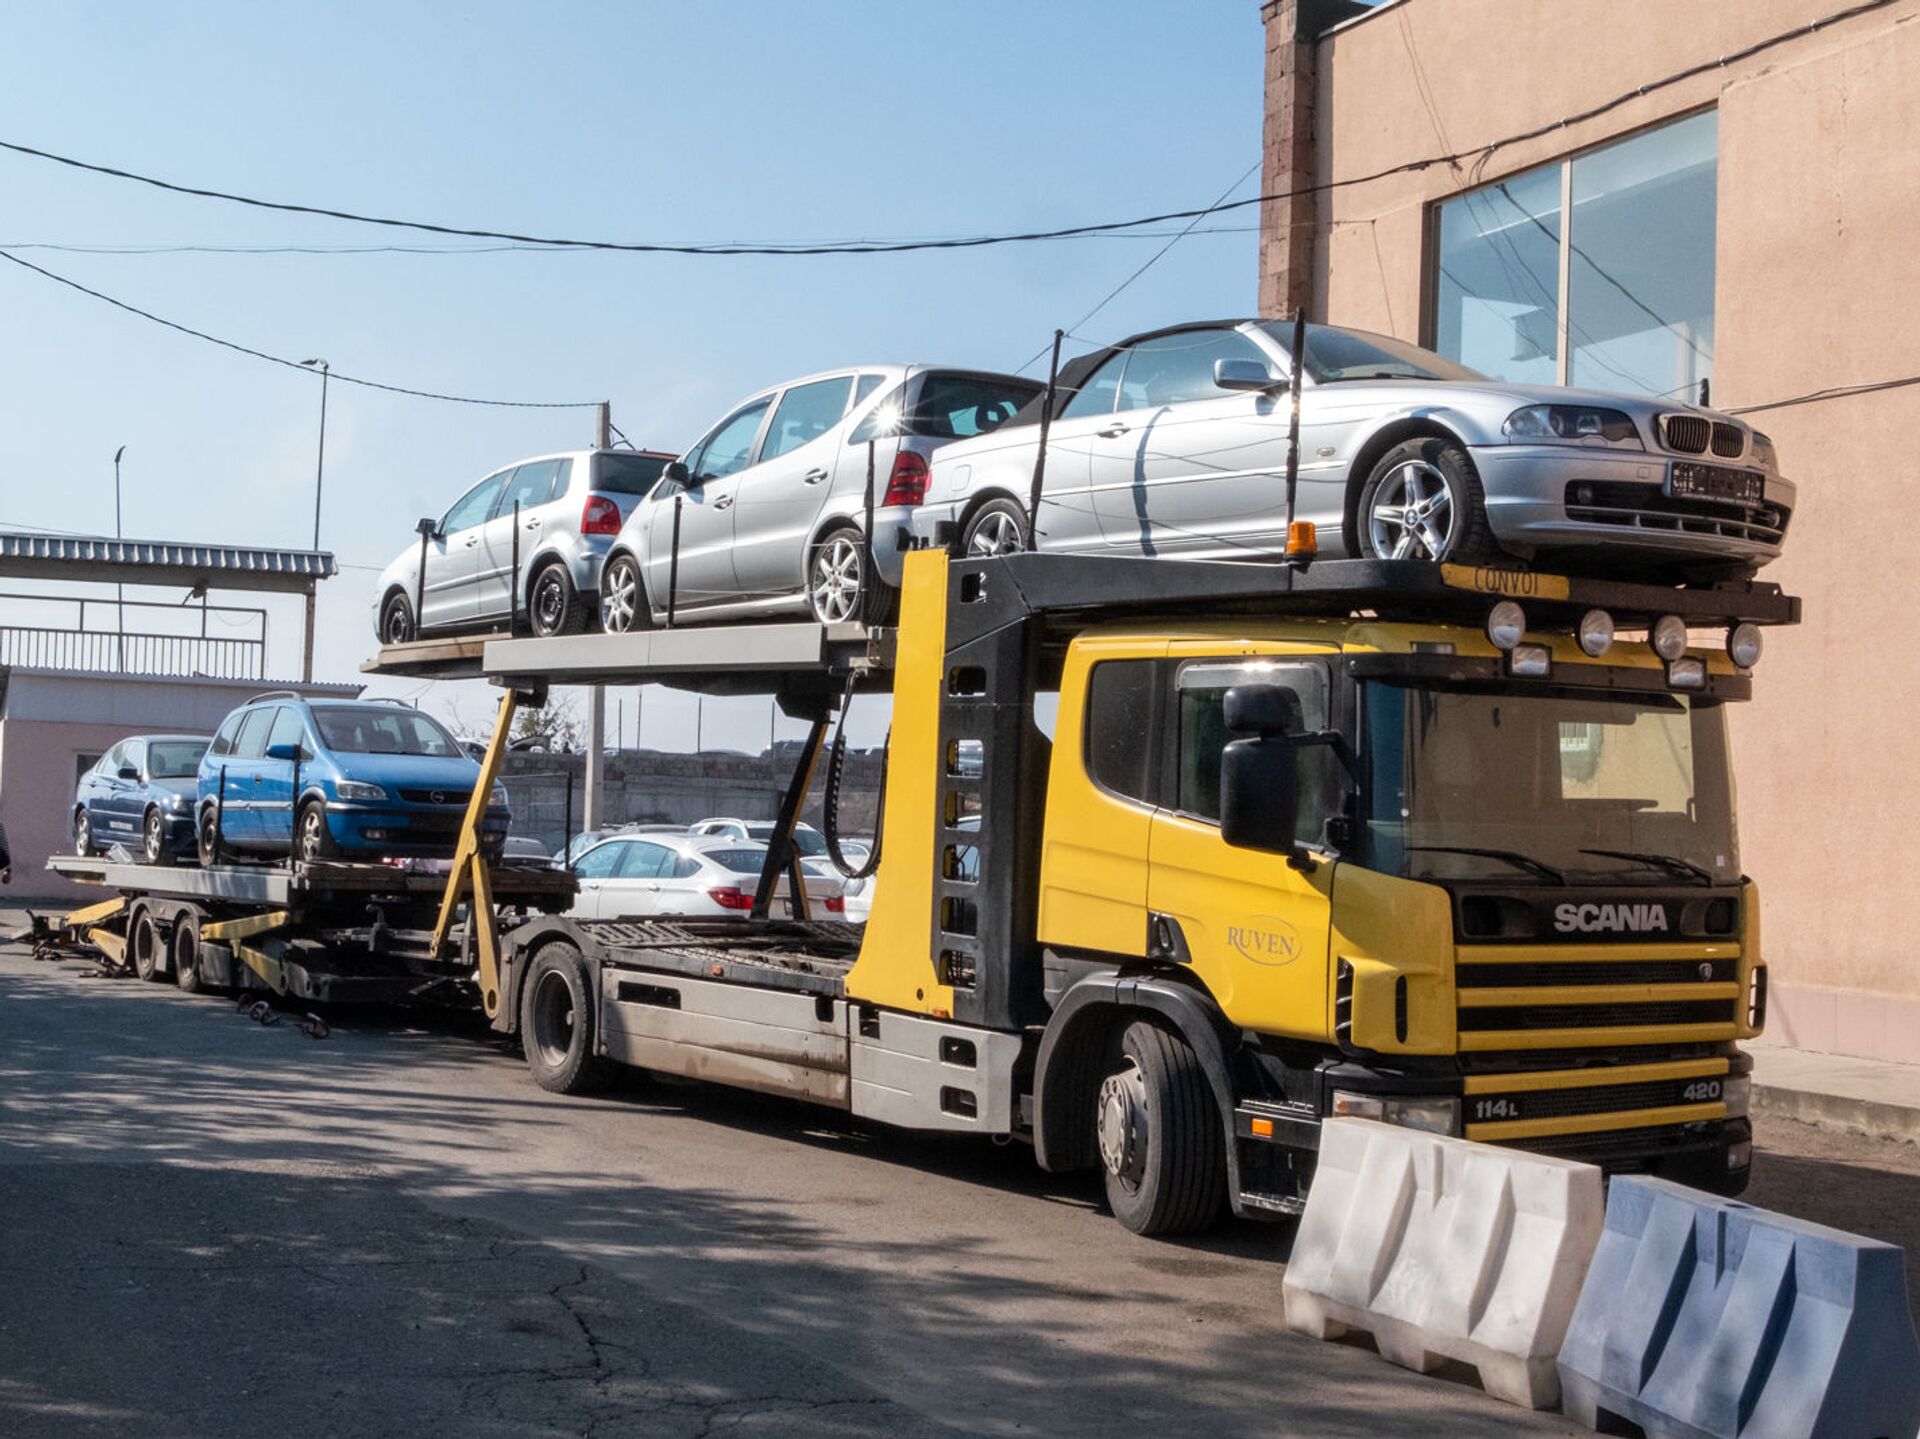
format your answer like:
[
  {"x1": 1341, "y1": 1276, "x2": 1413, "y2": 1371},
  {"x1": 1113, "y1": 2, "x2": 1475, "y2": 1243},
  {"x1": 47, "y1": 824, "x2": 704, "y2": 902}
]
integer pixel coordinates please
[
  {"x1": 0, "y1": 0, "x2": 1895, "y2": 257},
  {"x1": 1728, "y1": 372, "x2": 1920, "y2": 416},
  {"x1": 0, "y1": 249, "x2": 600, "y2": 408}
]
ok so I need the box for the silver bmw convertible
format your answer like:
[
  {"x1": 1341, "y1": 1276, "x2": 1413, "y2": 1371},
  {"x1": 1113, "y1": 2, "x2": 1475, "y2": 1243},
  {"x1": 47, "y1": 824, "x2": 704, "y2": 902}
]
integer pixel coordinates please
[{"x1": 909, "y1": 320, "x2": 1792, "y2": 579}]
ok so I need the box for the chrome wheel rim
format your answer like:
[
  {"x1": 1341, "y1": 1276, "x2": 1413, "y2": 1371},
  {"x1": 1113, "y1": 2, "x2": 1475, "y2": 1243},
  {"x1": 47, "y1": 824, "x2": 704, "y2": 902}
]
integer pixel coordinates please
[
  {"x1": 600, "y1": 559, "x2": 640, "y2": 633},
  {"x1": 530, "y1": 969, "x2": 576, "y2": 1068},
  {"x1": 144, "y1": 811, "x2": 163, "y2": 861},
  {"x1": 811, "y1": 536, "x2": 864, "y2": 624},
  {"x1": 1367, "y1": 460, "x2": 1457, "y2": 560},
  {"x1": 967, "y1": 509, "x2": 1024, "y2": 556},
  {"x1": 1096, "y1": 1058, "x2": 1149, "y2": 1194},
  {"x1": 74, "y1": 812, "x2": 90, "y2": 855},
  {"x1": 298, "y1": 808, "x2": 325, "y2": 861}
]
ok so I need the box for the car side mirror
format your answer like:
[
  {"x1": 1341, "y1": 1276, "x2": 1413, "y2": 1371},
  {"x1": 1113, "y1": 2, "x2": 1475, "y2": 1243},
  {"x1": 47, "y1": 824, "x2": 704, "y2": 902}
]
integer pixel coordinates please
[
  {"x1": 117, "y1": 764, "x2": 140, "y2": 781},
  {"x1": 264, "y1": 742, "x2": 305, "y2": 762},
  {"x1": 1220, "y1": 684, "x2": 1306, "y2": 860},
  {"x1": 661, "y1": 459, "x2": 691, "y2": 489},
  {"x1": 417, "y1": 516, "x2": 442, "y2": 540},
  {"x1": 1214, "y1": 358, "x2": 1287, "y2": 393}
]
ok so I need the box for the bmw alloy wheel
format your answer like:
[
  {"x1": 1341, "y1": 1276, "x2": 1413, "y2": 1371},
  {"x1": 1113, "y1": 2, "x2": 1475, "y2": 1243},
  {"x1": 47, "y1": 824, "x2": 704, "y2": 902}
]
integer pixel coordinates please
[
  {"x1": 1366, "y1": 459, "x2": 1458, "y2": 560},
  {"x1": 810, "y1": 534, "x2": 865, "y2": 625}
]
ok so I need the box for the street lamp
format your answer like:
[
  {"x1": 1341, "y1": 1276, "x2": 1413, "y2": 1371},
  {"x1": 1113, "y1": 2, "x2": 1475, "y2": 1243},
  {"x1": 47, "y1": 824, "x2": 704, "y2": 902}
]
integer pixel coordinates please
[{"x1": 300, "y1": 358, "x2": 329, "y2": 550}]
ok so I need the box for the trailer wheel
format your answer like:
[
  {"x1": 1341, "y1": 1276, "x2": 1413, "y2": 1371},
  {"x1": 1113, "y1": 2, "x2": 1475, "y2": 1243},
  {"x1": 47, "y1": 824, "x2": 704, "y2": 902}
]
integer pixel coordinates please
[
  {"x1": 171, "y1": 910, "x2": 204, "y2": 994},
  {"x1": 128, "y1": 904, "x2": 167, "y2": 983},
  {"x1": 521, "y1": 942, "x2": 614, "y2": 1094},
  {"x1": 1095, "y1": 1019, "x2": 1226, "y2": 1236}
]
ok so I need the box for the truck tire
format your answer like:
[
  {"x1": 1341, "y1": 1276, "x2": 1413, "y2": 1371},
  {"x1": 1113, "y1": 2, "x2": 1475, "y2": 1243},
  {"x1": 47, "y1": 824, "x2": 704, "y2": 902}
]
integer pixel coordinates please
[
  {"x1": 128, "y1": 904, "x2": 166, "y2": 983},
  {"x1": 521, "y1": 941, "x2": 614, "y2": 1094},
  {"x1": 1356, "y1": 437, "x2": 1499, "y2": 564},
  {"x1": 1095, "y1": 1019, "x2": 1226, "y2": 1236},
  {"x1": 171, "y1": 910, "x2": 205, "y2": 994}
]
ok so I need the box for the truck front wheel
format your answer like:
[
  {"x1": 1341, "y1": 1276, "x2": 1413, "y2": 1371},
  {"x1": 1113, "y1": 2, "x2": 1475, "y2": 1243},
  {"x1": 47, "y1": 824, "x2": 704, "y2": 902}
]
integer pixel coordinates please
[
  {"x1": 1095, "y1": 1019, "x2": 1226, "y2": 1236},
  {"x1": 521, "y1": 942, "x2": 614, "y2": 1094}
]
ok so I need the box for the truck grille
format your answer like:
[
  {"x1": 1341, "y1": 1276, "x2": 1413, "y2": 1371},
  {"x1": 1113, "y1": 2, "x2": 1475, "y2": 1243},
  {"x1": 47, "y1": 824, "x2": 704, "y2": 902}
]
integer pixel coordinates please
[
  {"x1": 1458, "y1": 958, "x2": 1735, "y2": 988},
  {"x1": 1469, "y1": 1074, "x2": 1722, "y2": 1125},
  {"x1": 1460, "y1": 999, "x2": 1736, "y2": 1033}
]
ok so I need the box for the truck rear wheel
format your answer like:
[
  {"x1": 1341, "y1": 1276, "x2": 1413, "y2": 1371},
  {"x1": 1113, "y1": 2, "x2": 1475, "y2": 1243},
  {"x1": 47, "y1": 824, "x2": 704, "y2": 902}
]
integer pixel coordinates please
[
  {"x1": 1096, "y1": 1019, "x2": 1225, "y2": 1236},
  {"x1": 128, "y1": 904, "x2": 166, "y2": 983},
  {"x1": 171, "y1": 910, "x2": 205, "y2": 994},
  {"x1": 521, "y1": 942, "x2": 614, "y2": 1094}
]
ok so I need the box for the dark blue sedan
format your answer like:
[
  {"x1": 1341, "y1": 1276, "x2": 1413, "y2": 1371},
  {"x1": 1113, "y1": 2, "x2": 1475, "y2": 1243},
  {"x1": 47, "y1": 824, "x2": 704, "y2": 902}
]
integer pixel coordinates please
[{"x1": 74, "y1": 734, "x2": 211, "y2": 865}]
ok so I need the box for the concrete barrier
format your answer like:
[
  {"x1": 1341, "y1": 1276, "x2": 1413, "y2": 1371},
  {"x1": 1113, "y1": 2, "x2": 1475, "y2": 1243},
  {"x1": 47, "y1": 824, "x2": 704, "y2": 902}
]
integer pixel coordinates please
[
  {"x1": 1281, "y1": 1117, "x2": 1604, "y2": 1409},
  {"x1": 1558, "y1": 1176, "x2": 1920, "y2": 1439}
]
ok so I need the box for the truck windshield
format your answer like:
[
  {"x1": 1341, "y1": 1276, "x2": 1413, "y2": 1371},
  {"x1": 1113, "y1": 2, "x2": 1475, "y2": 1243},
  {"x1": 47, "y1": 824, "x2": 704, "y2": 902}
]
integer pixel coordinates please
[{"x1": 1359, "y1": 682, "x2": 1739, "y2": 886}]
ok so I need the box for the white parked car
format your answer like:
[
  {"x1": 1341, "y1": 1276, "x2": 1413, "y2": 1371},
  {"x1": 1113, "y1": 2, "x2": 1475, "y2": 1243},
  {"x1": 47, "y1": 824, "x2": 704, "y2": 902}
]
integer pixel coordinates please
[
  {"x1": 566, "y1": 833, "x2": 844, "y2": 921},
  {"x1": 687, "y1": 817, "x2": 830, "y2": 859}
]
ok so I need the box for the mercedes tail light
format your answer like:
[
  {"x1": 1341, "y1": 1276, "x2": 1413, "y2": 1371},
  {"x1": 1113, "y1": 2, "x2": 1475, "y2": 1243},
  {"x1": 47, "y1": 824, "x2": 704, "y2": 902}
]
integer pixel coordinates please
[
  {"x1": 881, "y1": 450, "x2": 930, "y2": 507},
  {"x1": 581, "y1": 495, "x2": 623, "y2": 536}
]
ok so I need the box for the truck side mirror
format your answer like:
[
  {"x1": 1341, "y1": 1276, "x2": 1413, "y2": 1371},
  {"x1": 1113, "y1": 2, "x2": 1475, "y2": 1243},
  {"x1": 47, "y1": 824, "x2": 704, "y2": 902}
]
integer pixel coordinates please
[{"x1": 1220, "y1": 683, "x2": 1305, "y2": 859}]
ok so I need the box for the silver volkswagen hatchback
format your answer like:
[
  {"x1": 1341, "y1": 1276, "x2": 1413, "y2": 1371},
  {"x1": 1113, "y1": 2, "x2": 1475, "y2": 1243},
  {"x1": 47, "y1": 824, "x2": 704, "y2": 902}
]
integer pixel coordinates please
[
  {"x1": 596, "y1": 364, "x2": 1040, "y2": 631},
  {"x1": 909, "y1": 320, "x2": 1794, "y2": 580},
  {"x1": 372, "y1": 447, "x2": 674, "y2": 643}
]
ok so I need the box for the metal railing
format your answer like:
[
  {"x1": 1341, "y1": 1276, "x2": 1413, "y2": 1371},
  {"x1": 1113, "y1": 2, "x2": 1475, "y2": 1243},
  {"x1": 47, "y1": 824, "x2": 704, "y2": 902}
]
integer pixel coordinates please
[{"x1": 0, "y1": 591, "x2": 267, "y2": 678}]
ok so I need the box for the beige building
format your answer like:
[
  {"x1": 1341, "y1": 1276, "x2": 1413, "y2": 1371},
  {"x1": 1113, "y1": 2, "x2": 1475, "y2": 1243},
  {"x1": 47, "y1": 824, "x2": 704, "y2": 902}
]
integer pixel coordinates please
[{"x1": 1259, "y1": 0, "x2": 1920, "y2": 1064}]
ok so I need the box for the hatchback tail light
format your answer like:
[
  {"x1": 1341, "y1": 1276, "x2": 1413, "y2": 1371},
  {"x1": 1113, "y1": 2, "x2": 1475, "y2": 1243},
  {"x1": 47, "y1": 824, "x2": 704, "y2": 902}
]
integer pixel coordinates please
[
  {"x1": 881, "y1": 450, "x2": 930, "y2": 507},
  {"x1": 823, "y1": 893, "x2": 846, "y2": 914},
  {"x1": 707, "y1": 885, "x2": 753, "y2": 911},
  {"x1": 581, "y1": 495, "x2": 623, "y2": 536}
]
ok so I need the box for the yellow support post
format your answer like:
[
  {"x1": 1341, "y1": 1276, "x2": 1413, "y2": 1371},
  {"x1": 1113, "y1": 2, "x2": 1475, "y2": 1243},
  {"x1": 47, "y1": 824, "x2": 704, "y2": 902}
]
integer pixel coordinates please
[
  {"x1": 234, "y1": 942, "x2": 288, "y2": 994},
  {"x1": 63, "y1": 896, "x2": 126, "y2": 930},
  {"x1": 200, "y1": 910, "x2": 291, "y2": 944},
  {"x1": 431, "y1": 686, "x2": 519, "y2": 1019}
]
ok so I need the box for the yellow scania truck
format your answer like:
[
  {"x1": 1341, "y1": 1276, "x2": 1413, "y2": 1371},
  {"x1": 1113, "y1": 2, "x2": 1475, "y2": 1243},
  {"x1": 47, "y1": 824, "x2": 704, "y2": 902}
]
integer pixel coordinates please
[{"x1": 473, "y1": 547, "x2": 1794, "y2": 1237}]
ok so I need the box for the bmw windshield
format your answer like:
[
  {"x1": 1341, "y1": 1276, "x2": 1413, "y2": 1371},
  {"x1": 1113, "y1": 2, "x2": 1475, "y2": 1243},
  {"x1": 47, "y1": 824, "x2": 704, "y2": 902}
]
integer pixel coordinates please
[
  {"x1": 1255, "y1": 322, "x2": 1486, "y2": 384},
  {"x1": 1358, "y1": 683, "x2": 1739, "y2": 886}
]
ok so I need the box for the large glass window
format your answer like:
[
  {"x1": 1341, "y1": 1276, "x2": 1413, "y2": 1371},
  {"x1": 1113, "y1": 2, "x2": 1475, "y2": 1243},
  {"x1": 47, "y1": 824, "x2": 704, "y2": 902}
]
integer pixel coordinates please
[
  {"x1": 690, "y1": 400, "x2": 771, "y2": 481},
  {"x1": 442, "y1": 471, "x2": 509, "y2": 533},
  {"x1": 592, "y1": 453, "x2": 666, "y2": 496},
  {"x1": 762, "y1": 376, "x2": 855, "y2": 461},
  {"x1": 1114, "y1": 329, "x2": 1268, "y2": 411},
  {"x1": 1175, "y1": 660, "x2": 1341, "y2": 846},
  {"x1": 497, "y1": 460, "x2": 563, "y2": 515},
  {"x1": 1431, "y1": 111, "x2": 1716, "y2": 400}
]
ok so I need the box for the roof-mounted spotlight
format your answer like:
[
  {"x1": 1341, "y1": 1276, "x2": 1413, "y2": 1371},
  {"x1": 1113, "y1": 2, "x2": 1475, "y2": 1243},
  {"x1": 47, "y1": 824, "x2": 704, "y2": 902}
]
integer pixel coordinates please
[{"x1": 1486, "y1": 600, "x2": 1526, "y2": 651}]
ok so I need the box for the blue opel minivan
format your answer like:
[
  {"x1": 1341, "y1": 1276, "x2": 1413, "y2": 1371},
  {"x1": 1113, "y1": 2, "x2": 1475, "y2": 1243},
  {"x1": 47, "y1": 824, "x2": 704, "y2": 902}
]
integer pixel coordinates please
[{"x1": 196, "y1": 694, "x2": 509, "y2": 864}]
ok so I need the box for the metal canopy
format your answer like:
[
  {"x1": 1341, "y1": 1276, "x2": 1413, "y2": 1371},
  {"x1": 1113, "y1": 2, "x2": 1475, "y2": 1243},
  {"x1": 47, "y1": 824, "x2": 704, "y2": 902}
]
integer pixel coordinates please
[{"x1": 0, "y1": 530, "x2": 335, "y2": 595}]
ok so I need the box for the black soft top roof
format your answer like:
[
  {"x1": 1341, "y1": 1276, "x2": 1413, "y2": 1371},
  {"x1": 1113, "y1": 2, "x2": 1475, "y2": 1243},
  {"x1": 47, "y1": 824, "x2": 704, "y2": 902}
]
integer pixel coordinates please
[{"x1": 999, "y1": 319, "x2": 1265, "y2": 429}]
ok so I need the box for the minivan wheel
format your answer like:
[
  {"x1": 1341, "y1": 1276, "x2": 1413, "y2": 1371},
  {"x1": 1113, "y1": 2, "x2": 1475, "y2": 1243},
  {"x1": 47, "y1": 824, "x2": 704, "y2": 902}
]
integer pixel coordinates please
[
  {"x1": 379, "y1": 591, "x2": 416, "y2": 646},
  {"x1": 529, "y1": 562, "x2": 586, "y2": 637},
  {"x1": 142, "y1": 807, "x2": 176, "y2": 867},
  {"x1": 960, "y1": 498, "x2": 1029, "y2": 557},
  {"x1": 295, "y1": 801, "x2": 337, "y2": 863},
  {"x1": 598, "y1": 553, "x2": 649, "y2": 634},
  {"x1": 1356, "y1": 437, "x2": 1498, "y2": 564},
  {"x1": 809, "y1": 526, "x2": 872, "y2": 625}
]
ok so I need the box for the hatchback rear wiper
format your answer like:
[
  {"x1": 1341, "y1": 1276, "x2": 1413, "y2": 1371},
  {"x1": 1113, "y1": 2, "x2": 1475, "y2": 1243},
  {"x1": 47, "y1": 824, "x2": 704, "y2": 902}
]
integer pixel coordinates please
[
  {"x1": 1406, "y1": 845, "x2": 1567, "y2": 884},
  {"x1": 1578, "y1": 848, "x2": 1716, "y2": 885}
]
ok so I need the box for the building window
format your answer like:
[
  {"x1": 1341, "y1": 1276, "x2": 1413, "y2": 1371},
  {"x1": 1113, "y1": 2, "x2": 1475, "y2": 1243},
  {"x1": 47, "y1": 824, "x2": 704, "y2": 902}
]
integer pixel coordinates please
[{"x1": 1431, "y1": 110, "x2": 1716, "y2": 401}]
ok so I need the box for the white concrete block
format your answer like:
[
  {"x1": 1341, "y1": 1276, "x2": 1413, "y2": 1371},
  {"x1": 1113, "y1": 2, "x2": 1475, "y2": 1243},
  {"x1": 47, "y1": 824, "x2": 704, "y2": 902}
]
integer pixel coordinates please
[{"x1": 1281, "y1": 1117, "x2": 1605, "y2": 1409}]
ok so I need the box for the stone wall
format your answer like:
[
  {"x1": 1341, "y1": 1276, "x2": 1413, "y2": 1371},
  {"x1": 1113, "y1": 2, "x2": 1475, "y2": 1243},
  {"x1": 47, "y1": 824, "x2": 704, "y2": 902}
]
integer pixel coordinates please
[{"x1": 498, "y1": 748, "x2": 883, "y2": 853}]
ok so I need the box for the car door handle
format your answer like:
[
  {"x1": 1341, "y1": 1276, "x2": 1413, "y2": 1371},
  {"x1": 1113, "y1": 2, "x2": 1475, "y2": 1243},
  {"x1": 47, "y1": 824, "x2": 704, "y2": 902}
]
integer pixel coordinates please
[
  {"x1": 1096, "y1": 423, "x2": 1130, "y2": 439},
  {"x1": 713, "y1": 494, "x2": 735, "y2": 510},
  {"x1": 464, "y1": 535, "x2": 480, "y2": 547},
  {"x1": 524, "y1": 518, "x2": 541, "y2": 530},
  {"x1": 803, "y1": 468, "x2": 830, "y2": 484}
]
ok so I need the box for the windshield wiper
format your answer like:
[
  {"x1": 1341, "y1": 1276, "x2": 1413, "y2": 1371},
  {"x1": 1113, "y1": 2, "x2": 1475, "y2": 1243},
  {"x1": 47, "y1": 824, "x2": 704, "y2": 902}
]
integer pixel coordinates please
[
  {"x1": 1406, "y1": 845, "x2": 1567, "y2": 884},
  {"x1": 1578, "y1": 848, "x2": 1716, "y2": 885}
]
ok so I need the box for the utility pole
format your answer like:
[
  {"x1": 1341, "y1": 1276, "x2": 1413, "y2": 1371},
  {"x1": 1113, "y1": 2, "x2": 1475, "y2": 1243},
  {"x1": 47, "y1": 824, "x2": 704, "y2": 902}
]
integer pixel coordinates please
[
  {"x1": 301, "y1": 359, "x2": 330, "y2": 550},
  {"x1": 584, "y1": 401, "x2": 613, "y2": 827},
  {"x1": 112, "y1": 445, "x2": 125, "y2": 672},
  {"x1": 596, "y1": 401, "x2": 612, "y2": 450}
]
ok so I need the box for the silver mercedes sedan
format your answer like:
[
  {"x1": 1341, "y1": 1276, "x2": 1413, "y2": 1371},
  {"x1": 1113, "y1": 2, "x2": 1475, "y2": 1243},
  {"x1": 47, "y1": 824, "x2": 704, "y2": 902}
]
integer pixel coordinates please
[{"x1": 909, "y1": 321, "x2": 1794, "y2": 580}]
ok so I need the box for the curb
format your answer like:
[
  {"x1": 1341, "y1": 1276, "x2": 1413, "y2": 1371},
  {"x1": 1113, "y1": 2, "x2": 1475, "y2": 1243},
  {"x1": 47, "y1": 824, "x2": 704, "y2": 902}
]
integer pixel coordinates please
[{"x1": 1754, "y1": 1082, "x2": 1920, "y2": 1148}]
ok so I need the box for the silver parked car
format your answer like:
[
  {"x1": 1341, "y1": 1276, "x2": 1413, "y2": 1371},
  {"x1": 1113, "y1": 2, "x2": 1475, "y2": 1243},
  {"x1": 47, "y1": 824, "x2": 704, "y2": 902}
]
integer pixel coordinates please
[
  {"x1": 566, "y1": 832, "x2": 845, "y2": 921},
  {"x1": 596, "y1": 365, "x2": 1041, "y2": 632},
  {"x1": 372, "y1": 447, "x2": 675, "y2": 643},
  {"x1": 909, "y1": 321, "x2": 1794, "y2": 579}
]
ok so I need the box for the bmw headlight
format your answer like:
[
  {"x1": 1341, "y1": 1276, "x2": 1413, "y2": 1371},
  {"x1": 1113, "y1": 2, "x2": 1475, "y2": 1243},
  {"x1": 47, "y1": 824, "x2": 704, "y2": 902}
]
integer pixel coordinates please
[
  {"x1": 1503, "y1": 405, "x2": 1643, "y2": 449},
  {"x1": 1748, "y1": 432, "x2": 1777, "y2": 471},
  {"x1": 336, "y1": 779, "x2": 388, "y2": 802}
]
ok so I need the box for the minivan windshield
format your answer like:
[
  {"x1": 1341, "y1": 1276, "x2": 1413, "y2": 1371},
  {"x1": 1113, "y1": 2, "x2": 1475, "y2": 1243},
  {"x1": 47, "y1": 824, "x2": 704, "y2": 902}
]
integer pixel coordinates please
[
  {"x1": 148, "y1": 740, "x2": 209, "y2": 778},
  {"x1": 1359, "y1": 683, "x2": 1738, "y2": 885},
  {"x1": 594, "y1": 452, "x2": 670, "y2": 496},
  {"x1": 312, "y1": 705, "x2": 461, "y2": 758},
  {"x1": 1255, "y1": 322, "x2": 1486, "y2": 384}
]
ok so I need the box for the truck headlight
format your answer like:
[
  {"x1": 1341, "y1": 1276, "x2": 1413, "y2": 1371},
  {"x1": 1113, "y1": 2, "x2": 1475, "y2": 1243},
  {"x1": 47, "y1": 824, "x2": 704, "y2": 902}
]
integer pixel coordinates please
[
  {"x1": 1331, "y1": 1091, "x2": 1460, "y2": 1136},
  {"x1": 1720, "y1": 1076, "x2": 1750, "y2": 1119},
  {"x1": 1503, "y1": 404, "x2": 1643, "y2": 449},
  {"x1": 336, "y1": 779, "x2": 388, "y2": 802}
]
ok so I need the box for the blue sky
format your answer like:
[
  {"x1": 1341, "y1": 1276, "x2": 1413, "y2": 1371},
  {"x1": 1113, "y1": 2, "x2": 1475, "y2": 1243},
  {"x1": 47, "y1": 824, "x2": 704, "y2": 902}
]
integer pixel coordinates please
[{"x1": 0, "y1": 1, "x2": 1265, "y2": 748}]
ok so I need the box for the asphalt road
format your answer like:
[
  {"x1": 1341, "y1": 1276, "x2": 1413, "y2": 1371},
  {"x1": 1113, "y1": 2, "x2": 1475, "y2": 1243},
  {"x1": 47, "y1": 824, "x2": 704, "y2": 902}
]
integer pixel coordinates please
[{"x1": 2, "y1": 934, "x2": 1916, "y2": 1438}]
